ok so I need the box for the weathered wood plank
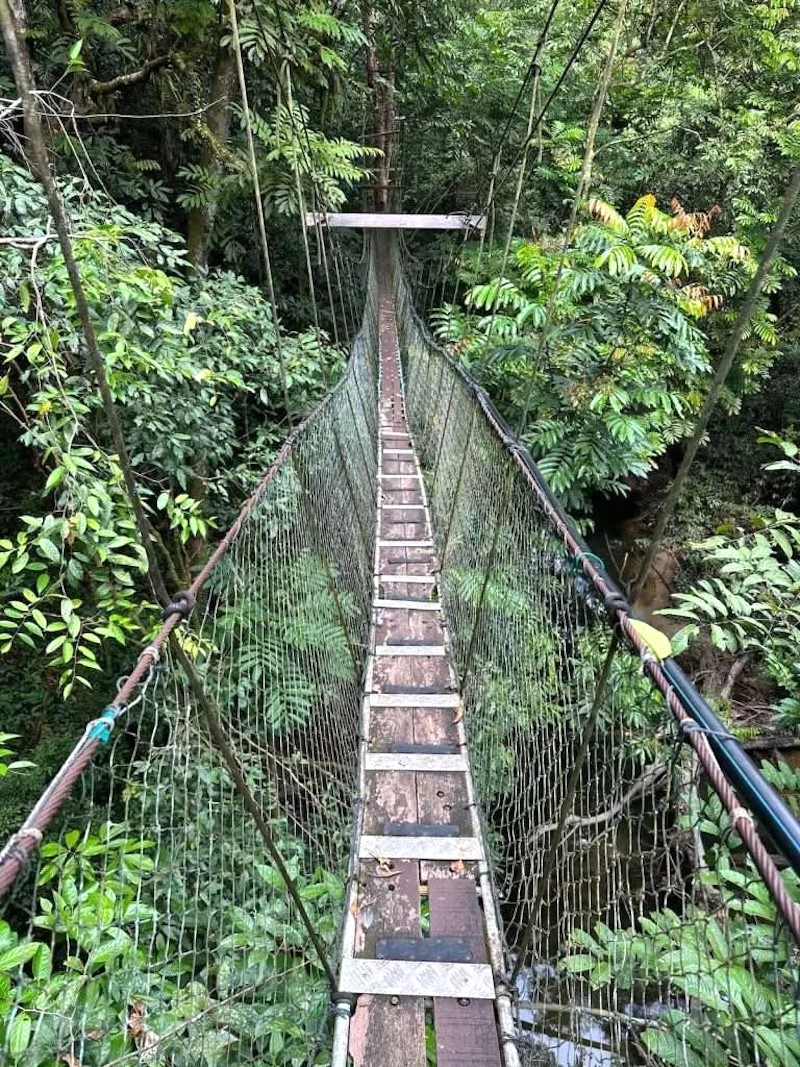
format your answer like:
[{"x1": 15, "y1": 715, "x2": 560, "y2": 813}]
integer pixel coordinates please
[
  {"x1": 376, "y1": 608, "x2": 443, "y2": 646},
  {"x1": 428, "y1": 880, "x2": 503, "y2": 1067},
  {"x1": 349, "y1": 996, "x2": 426, "y2": 1067},
  {"x1": 352, "y1": 655, "x2": 426, "y2": 1067},
  {"x1": 413, "y1": 705, "x2": 461, "y2": 748},
  {"x1": 416, "y1": 770, "x2": 472, "y2": 835},
  {"x1": 363, "y1": 771, "x2": 418, "y2": 833},
  {"x1": 372, "y1": 656, "x2": 451, "y2": 692},
  {"x1": 368, "y1": 706, "x2": 415, "y2": 751},
  {"x1": 356, "y1": 859, "x2": 420, "y2": 957}
]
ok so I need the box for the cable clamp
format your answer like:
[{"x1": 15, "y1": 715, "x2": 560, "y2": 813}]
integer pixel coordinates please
[
  {"x1": 0, "y1": 827, "x2": 43, "y2": 869},
  {"x1": 86, "y1": 706, "x2": 119, "y2": 744},
  {"x1": 18, "y1": 827, "x2": 43, "y2": 846},
  {"x1": 603, "y1": 589, "x2": 628, "y2": 618}
]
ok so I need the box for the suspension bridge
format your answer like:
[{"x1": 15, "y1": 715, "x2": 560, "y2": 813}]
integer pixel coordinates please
[
  {"x1": 1, "y1": 226, "x2": 799, "y2": 1067},
  {"x1": 2, "y1": 0, "x2": 800, "y2": 1059}
]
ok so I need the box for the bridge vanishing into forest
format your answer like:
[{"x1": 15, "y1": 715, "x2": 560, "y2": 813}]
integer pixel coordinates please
[
  {"x1": 2, "y1": 0, "x2": 800, "y2": 1057},
  {"x1": 1, "y1": 227, "x2": 800, "y2": 1067}
]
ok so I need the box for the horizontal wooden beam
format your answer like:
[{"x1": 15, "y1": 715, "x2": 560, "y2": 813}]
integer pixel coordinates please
[{"x1": 305, "y1": 211, "x2": 486, "y2": 232}]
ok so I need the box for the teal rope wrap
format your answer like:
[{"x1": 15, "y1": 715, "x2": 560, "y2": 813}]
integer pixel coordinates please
[
  {"x1": 87, "y1": 706, "x2": 118, "y2": 744},
  {"x1": 572, "y1": 550, "x2": 605, "y2": 574}
]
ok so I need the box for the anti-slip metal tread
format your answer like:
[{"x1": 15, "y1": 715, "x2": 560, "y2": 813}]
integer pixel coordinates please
[
  {"x1": 338, "y1": 959, "x2": 495, "y2": 999},
  {"x1": 364, "y1": 753, "x2": 468, "y2": 772},
  {"x1": 359, "y1": 835, "x2": 482, "y2": 860}
]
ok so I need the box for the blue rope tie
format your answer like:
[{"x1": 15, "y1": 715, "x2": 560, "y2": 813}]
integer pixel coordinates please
[{"x1": 87, "y1": 706, "x2": 118, "y2": 744}]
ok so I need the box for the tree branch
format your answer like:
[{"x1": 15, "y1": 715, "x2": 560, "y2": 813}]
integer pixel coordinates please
[
  {"x1": 88, "y1": 54, "x2": 171, "y2": 97},
  {"x1": 529, "y1": 763, "x2": 667, "y2": 845}
]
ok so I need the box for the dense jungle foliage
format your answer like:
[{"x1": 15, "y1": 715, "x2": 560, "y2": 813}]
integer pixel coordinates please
[{"x1": 1, "y1": 1, "x2": 800, "y2": 1065}]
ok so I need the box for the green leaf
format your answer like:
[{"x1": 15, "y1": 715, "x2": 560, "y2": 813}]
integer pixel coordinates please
[
  {"x1": 38, "y1": 538, "x2": 61, "y2": 563},
  {"x1": 0, "y1": 942, "x2": 38, "y2": 971},
  {"x1": 6, "y1": 1013, "x2": 31, "y2": 1058}
]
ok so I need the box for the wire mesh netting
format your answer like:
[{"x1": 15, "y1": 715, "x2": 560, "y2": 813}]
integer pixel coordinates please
[
  {"x1": 0, "y1": 260, "x2": 380, "y2": 1067},
  {"x1": 394, "y1": 252, "x2": 800, "y2": 1067}
]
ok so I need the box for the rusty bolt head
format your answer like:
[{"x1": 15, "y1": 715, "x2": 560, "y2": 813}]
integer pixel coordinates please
[
  {"x1": 390, "y1": 996, "x2": 400, "y2": 1006},
  {"x1": 458, "y1": 997, "x2": 470, "y2": 1007}
]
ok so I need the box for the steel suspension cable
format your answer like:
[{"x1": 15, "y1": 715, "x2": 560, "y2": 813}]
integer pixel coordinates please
[
  {"x1": 488, "y1": 0, "x2": 610, "y2": 212},
  {"x1": 474, "y1": 0, "x2": 564, "y2": 226},
  {"x1": 227, "y1": 0, "x2": 295, "y2": 426}
]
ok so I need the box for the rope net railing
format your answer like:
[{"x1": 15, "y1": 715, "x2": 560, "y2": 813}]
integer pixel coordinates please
[
  {"x1": 0, "y1": 253, "x2": 380, "y2": 1067},
  {"x1": 392, "y1": 244, "x2": 800, "y2": 1067}
]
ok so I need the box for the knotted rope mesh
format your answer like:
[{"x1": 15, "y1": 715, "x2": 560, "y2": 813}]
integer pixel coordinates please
[
  {"x1": 3, "y1": 238, "x2": 800, "y2": 1067},
  {"x1": 0, "y1": 257, "x2": 379, "y2": 1067},
  {"x1": 393, "y1": 247, "x2": 800, "y2": 1067}
]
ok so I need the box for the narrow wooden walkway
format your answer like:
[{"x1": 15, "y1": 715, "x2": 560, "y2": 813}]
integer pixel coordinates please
[{"x1": 337, "y1": 286, "x2": 510, "y2": 1066}]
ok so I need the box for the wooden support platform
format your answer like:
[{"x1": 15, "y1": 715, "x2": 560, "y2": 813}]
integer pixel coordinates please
[
  {"x1": 338, "y1": 282, "x2": 506, "y2": 1067},
  {"x1": 305, "y1": 211, "x2": 486, "y2": 231}
]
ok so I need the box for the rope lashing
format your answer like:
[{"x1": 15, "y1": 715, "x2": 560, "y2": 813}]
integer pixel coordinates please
[
  {"x1": 162, "y1": 588, "x2": 197, "y2": 620},
  {"x1": 0, "y1": 827, "x2": 43, "y2": 870},
  {"x1": 679, "y1": 719, "x2": 738, "y2": 744}
]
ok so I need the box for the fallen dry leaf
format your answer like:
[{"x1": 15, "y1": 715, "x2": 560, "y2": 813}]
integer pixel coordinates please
[
  {"x1": 376, "y1": 855, "x2": 395, "y2": 873},
  {"x1": 128, "y1": 1002, "x2": 161, "y2": 1063},
  {"x1": 449, "y1": 859, "x2": 465, "y2": 874},
  {"x1": 62, "y1": 1054, "x2": 81, "y2": 1067},
  {"x1": 453, "y1": 702, "x2": 464, "y2": 724}
]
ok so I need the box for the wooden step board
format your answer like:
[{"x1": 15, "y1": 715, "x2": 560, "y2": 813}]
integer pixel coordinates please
[{"x1": 340, "y1": 293, "x2": 505, "y2": 1067}]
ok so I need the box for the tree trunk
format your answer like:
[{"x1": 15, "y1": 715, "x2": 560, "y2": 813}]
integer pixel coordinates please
[
  {"x1": 186, "y1": 25, "x2": 236, "y2": 269},
  {"x1": 362, "y1": 4, "x2": 394, "y2": 211}
]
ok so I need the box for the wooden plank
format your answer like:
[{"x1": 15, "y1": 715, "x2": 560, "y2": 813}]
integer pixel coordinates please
[
  {"x1": 413, "y1": 706, "x2": 461, "y2": 750},
  {"x1": 372, "y1": 657, "x2": 452, "y2": 693},
  {"x1": 356, "y1": 859, "x2": 420, "y2": 957},
  {"x1": 362, "y1": 771, "x2": 418, "y2": 833},
  {"x1": 368, "y1": 706, "x2": 414, "y2": 751},
  {"x1": 306, "y1": 211, "x2": 486, "y2": 231},
  {"x1": 349, "y1": 996, "x2": 426, "y2": 1067},
  {"x1": 416, "y1": 771, "x2": 473, "y2": 835},
  {"x1": 428, "y1": 880, "x2": 503, "y2": 1067},
  {"x1": 350, "y1": 859, "x2": 425, "y2": 1067}
]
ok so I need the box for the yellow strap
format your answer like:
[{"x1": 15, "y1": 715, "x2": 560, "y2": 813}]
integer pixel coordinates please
[{"x1": 628, "y1": 618, "x2": 673, "y2": 662}]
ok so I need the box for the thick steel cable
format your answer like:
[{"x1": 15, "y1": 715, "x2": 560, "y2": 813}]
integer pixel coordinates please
[
  {"x1": 488, "y1": 0, "x2": 610, "y2": 211},
  {"x1": 474, "y1": 0, "x2": 564, "y2": 222},
  {"x1": 252, "y1": 1, "x2": 354, "y2": 351}
]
